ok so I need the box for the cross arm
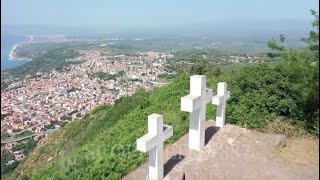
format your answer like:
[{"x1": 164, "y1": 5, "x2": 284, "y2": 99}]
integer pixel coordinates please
[
  {"x1": 205, "y1": 88, "x2": 213, "y2": 103},
  {"x1": 212, "y1": 91, "x2": 231, "y2": 105},
  {"x1": 212, "y1": 95, "x2": 223, "y2": 105},
  {"x1": 137, "y1": 134, "x2": 158, "y2": 152},
  {"x1": 226, "y1": 91, "x2": 230, "y2": 100},
  {"x1": 136, "y1": 125, "x2": 173, "y2": 152},
  {"x1": 162, "y1": 124, "x2": 173, "y2": 141},
  {"x1": 181, "y1": 95, "x2": 201, "y2": 112}
]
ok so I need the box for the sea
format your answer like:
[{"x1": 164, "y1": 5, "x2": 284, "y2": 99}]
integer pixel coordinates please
[{"x1": 1, "y1": 33, "x2": 29, "y2": 71}]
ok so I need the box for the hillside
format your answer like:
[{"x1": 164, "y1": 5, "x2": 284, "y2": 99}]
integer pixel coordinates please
[
  {"x1": 8, "y1": 61, "x2": 318, "y2": 179},
  {"x1": 8, "y1": 74, "x2": 190, "y2": 180}
]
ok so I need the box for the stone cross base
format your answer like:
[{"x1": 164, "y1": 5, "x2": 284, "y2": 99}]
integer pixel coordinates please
[{"x1": 124, "y1": 120, "x2": 316, "y2": 180}]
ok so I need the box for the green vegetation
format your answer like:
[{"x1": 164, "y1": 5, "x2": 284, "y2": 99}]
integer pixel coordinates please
[
  {"x1": 265, "y1": 10, "x2": 319, "y2": 135},
  {"x1": 66, "y1": 87, "x2": 79, "y2": 93},
  {"x1": 89, "y1": 71, "x2": 125, "y2": 81},
  {"x1": 1, "y1": 152, "x2": 19, "y2": 178},
  {"x1": 215, "y1": 64, "x2": 317, "y2": 131},
  {"x1": 1, "y1": 131, "x2": 34, "y2": 141},
  {"x1": 169, "y1": 49, "x2": 226, "y2": 62},
  {"x1": 189, "y1": 56, "x2": 222, "y2": 77},
  {"x1": 9, "y1": 77, "x2": 190, "y2": 179},
  {"x1": 1, "y1": 46, "x2": 82, "y2": 88},
  {"x1": 1, "y1": 136, "x2": 35, "y2": 145},
  {"x1": 157, "y1": 73, "x2": 177, "y2": 79},
  {"x1": 1, "y1": 139, "x2": 37, "y2": 178},
  {"x1": 13, "y1": 42, "x2": 67, "y2": 60},
  {"x1": 89, "y1": 71, "x2": 108, "y2": 80},
  {"x1": 46, "y1": 123, "x2": 56, "y2": 129},
  {"x1": 12, "y1": 139, "x2": 38, "y2": 154},
  {"x1": 9, "y1": 58, "x2": 318, "y2": 179},
  {"x1": 6, "y1": 9, "x2": 319, "y2": 180},
  {"x1": 1, "y1": 113, "x2": 8, "y2": 121},
  {"x1": 9, "y1": 22, "x2": 320, "y2": 177},
  {"x1": 0, "y1": 81, "x2": 9, "y2": 90}
]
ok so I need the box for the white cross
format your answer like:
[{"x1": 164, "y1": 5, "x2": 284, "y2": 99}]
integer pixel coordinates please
[
  {"x1": 136, "y1": 114, "x2": 173, "y2": 180},
  {"x1": 181, "y1": 75, "x2": 213, "y2": 151},
  {"x1": 212, "y1": 82, "x2": 230, "y2": 128}
]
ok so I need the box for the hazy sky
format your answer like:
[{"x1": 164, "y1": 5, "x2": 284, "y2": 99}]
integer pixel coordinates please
[{"x1": 1, "y1": 0, "x2": 318, "y2": 31}]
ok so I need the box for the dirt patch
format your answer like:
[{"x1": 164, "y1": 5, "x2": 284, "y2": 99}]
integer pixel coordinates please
[
  {"x1": 262, "y1": 116, "x2": 309, "y2": 138},
  {"x1": 272, "y1": 137, "x2": 319, "y2": 167}
]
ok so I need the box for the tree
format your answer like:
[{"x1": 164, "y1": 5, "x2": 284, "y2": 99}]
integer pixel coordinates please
[
  {"x1": 267, "y1": 9, "x2": 319, "y2": 135},
  {"x1": 190, "y1": 55, "x2": 221, "y2": 77}
]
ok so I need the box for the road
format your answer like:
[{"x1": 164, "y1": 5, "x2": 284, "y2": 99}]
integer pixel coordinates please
[{"x1": 1, "y1": 134, "x2": 36, "y2": 144}]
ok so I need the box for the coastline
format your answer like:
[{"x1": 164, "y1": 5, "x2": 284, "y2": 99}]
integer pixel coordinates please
[
  {"x1": 1, "y1": 34, "x2": 33, "y2": 72},
  {"x1": 8, "y1": 37, "x2": 33, "y2": 61}
]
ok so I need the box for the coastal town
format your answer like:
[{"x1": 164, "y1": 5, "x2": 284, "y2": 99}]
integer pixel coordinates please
[
  {"x1": 1, "y1": 42, "x2": 264, "y2": 167},
  {"x1": 1, "y1": 49, "x2": 173, "y2": 163}
]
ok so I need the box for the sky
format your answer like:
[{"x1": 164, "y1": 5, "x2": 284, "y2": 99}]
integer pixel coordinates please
[{"x1": 1, "y1": 0, "x2": 318, "y2": 32}]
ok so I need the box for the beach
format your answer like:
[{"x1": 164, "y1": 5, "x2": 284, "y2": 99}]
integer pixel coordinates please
[
  {"x1": 8, "y1": 37, "x2": 33, "y2": 61},
  {"x1": 1, "y1": 33, "x2": 30, "y2": 71}
]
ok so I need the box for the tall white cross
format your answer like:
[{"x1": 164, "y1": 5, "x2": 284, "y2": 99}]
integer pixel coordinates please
[
  {"x1": 212, "y1": 82, "x2": 230, "y2": 128},
  {"x1": 181, "y1": 75, "x2": 213, "y2": 151},
  {"x1": 136, "y1": 114, "x2": 173, "y2": 180}
]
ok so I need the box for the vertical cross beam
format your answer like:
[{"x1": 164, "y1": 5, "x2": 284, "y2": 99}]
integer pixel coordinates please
[
  {"x1": 181, "y1": 75, "x2": 213, "y2": 151},
  {"x1": 212, "y1": 82, "x2": 230, "y2": 128},
  {"x1": 189, "y1": 75, "x2": 206, "y2": 151},
  {"x1": 136, "y1": 114, "x2": 173, "y2": 180},
  {"x1": 148, "y1": 114, "x2": 163, "y2": 180}
]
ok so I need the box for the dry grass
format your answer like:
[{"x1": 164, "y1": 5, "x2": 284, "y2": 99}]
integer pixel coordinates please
[
  {"x1": 264, "y1": 117, "x2": 319, "y2": 168},
  {"x1": 261, "y1": 116, "x2": 309, "y2": 138},
  {"x1": 273, "y1": 137, "x2": 319, "y2": 167}
]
